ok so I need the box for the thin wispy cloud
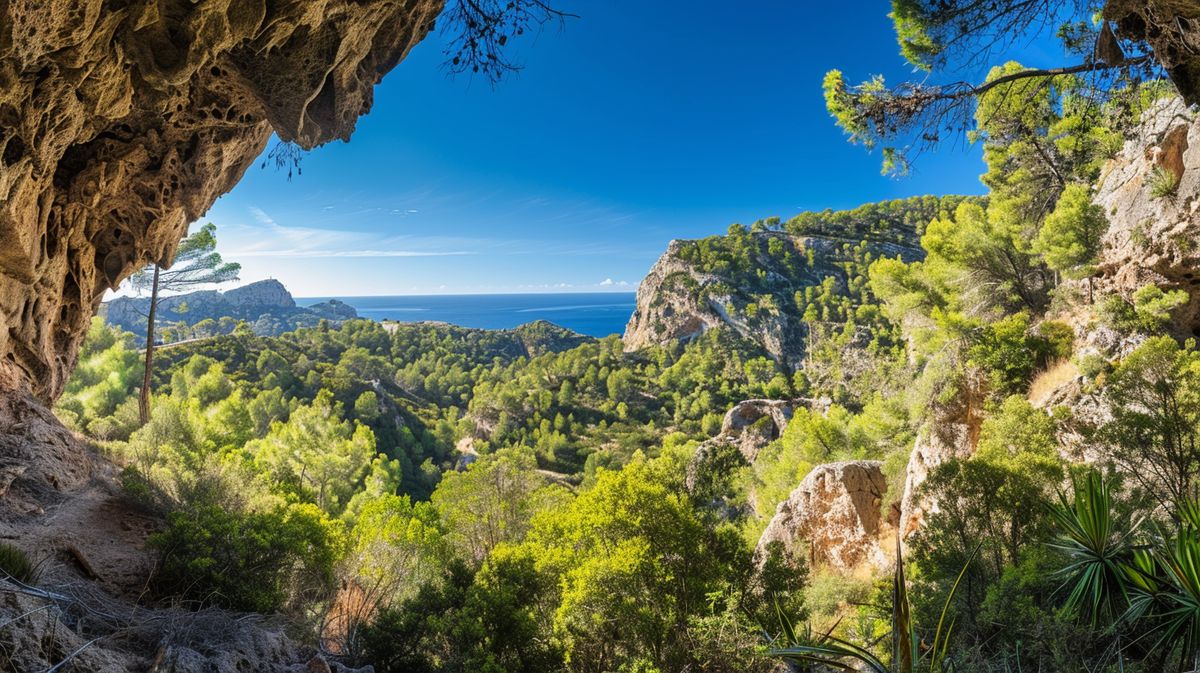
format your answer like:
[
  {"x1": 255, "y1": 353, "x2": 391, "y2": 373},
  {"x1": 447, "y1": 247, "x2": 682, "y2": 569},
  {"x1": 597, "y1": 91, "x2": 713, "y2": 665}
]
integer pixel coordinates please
[
  {"x1": 225, "y1": 207, "x2": 477, "y2": 259},
  {"x1": 233, "y1": 249, "x2": 472, "y2": 258},
  {"x1": 249, "y1": 206, "x2": 277, "y2": 226}
]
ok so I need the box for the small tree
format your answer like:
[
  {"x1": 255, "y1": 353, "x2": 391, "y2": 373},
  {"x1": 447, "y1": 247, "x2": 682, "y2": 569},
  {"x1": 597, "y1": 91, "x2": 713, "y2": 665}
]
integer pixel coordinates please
[
  {"x1": 1034, "y1": 183, "x2": 1108, "y2": 300},
  {"x1": 130, "y1": 223, "x2": 240, "y2": 425}
]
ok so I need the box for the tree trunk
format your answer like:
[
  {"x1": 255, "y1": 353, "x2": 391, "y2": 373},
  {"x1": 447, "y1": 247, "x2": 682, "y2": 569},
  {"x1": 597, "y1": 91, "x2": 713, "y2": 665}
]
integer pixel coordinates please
[{"x1": 138, "y1": 265, "x2": 160, "y2": 426}]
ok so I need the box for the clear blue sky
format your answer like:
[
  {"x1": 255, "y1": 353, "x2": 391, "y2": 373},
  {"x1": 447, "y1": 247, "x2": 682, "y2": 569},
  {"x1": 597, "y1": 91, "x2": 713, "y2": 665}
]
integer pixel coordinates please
[{"x1": 202, "y1": 1, "x2": 1066, "y2": 297}]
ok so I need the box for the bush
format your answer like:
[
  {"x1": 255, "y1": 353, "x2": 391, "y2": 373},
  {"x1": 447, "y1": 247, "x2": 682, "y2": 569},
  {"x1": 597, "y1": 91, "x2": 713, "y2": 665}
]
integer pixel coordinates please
[
  {"x1": 1099, "y1": 284, "x2": 1188, "y2": 334},
  {"x1": 149, "y1": 502, "x2": 340, "y2": 613},
  {"x1": 1149, "y1": 165, "x2": 1180, "y2": 199},
  {"x1": 0, "y1": 543, "x2": 38, "y2": 584}
]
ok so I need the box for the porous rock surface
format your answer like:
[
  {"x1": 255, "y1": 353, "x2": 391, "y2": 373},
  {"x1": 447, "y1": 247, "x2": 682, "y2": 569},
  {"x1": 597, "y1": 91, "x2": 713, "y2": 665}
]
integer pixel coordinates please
[
  {"x1": 0, "y1": 0, "x2": 443, "y2": 406},
  {"x1": 720, "y1": 398, "x2": 797, "y2": 462},
  {"x1": 756, "y1": 460, "x2": 891, "y2": 572},
  {"x1": 1093, "y1": 98, "x2": 1200, "y2": 335},
  {"x1": 1106, "y1": 0, "x2": 1200, "y2": 105}
]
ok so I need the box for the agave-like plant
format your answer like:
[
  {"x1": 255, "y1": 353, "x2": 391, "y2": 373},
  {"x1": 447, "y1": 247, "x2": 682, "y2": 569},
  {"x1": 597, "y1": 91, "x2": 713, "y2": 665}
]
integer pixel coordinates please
[
  {"x1": 1151, "y1": 530, "x2": 1200, "y2": 671},
  {"x1": 1049, "y1": 470, "x2": 1200, "y2": 671},
  {"x1": 1047, "y1": 470, "x2": 1138, "y2": 627},
  {"x1": 768, "y1": 537, "x2": 976, "y2": 673}
]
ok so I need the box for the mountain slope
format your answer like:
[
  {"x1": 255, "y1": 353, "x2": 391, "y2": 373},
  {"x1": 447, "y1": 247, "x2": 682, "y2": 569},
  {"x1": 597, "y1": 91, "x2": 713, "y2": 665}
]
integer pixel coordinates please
[{"x1": 623, "y1": 197, "x2": 974, "y2": 367}]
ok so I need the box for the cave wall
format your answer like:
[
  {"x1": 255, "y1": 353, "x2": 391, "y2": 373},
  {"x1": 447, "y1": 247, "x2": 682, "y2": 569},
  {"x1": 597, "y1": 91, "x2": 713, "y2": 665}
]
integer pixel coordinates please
[
  {"x1": 1106, "y1": 0, "x2": 1200, "y2": 105},
  {"x1": 0, "y1": 0, "x2": 443, "y2": 404}
]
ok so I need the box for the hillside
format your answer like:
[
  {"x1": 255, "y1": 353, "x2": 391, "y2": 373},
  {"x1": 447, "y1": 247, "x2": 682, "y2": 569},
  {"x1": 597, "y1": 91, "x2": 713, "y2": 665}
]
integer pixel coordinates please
[
  {"x1": 3, "y1": 0, "x2": 1200, "y2": 668},
  {"x1": 31, "y1": 100, "x2": 1200, "y2": 669},
  {"x1": 623, "y1": 197, "x2": 973, "y2": 367},
  {"x1": 103, "y1": 279, "x2": 358, "y2": 342}
]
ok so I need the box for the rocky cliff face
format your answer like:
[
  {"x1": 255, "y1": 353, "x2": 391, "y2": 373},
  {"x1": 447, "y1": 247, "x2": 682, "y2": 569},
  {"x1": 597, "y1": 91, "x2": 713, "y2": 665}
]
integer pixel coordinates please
[
  {"x1": 0, "y1": 0, "x2": 442, "y2": 405},
  {"x1": 623, "y1": 231, "x2": 921, "y2": 365},
  {"x1": 1093, "y1": 99, "x2": 1200, "y2": 334}
]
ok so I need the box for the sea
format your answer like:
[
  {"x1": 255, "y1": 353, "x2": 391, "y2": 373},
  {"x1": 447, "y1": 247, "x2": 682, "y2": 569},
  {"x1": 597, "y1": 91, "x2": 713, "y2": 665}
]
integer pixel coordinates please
[{"x1": 295, "y1": 292, "x2": 638, "y2": 338}]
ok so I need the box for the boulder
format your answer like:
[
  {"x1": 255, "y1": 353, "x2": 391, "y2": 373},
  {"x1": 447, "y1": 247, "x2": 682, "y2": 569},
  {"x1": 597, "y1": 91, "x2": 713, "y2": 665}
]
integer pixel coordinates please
[
  {"x1": 720, "y1": 399, "x2": 798, "y2": 462},
  {"x1": 756, "y1": 460, "x2": 891, "y2": 572}
]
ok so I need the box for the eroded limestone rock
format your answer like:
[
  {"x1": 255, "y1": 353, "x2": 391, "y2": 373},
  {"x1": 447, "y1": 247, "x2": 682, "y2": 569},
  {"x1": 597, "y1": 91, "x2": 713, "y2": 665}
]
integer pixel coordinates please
[
  {"x1": 1105, "y1": 0, "x2": 1200, "y2": 105},
  {"x1": 756, "y1": 460, "x2": 891, "y2": 572},
  {"x1": 720, "y1": 398, "x2": 797, "y2": 462},
  {"x1": 1093, "y1": 99, "x2": 1200, "y2": 335},
  {"x1": 0, "y1": 0, "x2": 443, "y2": 406}
]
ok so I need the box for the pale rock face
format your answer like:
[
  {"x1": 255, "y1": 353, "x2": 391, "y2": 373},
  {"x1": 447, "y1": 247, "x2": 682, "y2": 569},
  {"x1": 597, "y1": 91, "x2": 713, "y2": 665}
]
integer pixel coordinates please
[
  {"x1": 0, "y1": 0, "x2": 443, "y2": 404},
  {"x1": 1093, "y1": 99, "x2": 1200, "y2": 335},
  {"x1": 222, "y1": 278, "x2": 297, "y2": 309},
  {"x1": 756, "y1": 460, "x2": 891, "y2": 572},
  {"x1": 720, "y1": 398, "x2": 798, "y2": 462},
  {"x1": 897, "y1": 371, "x2": 987, "y2": 541}
]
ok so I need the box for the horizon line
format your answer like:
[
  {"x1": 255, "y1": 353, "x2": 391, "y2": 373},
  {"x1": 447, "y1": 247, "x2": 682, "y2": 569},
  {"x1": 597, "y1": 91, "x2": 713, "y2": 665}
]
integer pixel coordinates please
[{"x1": 294, "y1": 289, "x2": 639, "y2": 299}]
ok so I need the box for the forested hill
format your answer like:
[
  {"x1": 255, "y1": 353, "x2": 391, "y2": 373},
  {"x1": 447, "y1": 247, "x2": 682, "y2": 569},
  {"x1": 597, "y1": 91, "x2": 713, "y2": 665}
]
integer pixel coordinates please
[
  {"x1": 623, "y1": 196, "x2": 978, "y2": 366},
  {"x1": 48, "y1": 96, "x2": 1200, "y2": 673}
]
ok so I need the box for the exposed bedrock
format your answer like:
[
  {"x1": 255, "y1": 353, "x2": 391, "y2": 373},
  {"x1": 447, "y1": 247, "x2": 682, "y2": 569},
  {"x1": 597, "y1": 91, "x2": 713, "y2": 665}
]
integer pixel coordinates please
[
  {"x1": 1093, "y1": 99, "x2": 1200, "y2": 336},
  {"x1": 755, "y1": 460, "x2": 892, "y2": 573},
  {"x1": 0, "y1": 0, "x2": 443, "y2": 408},
  {"x1": 1105, "y1": 0, "x2": 1200, "y2": 105}
]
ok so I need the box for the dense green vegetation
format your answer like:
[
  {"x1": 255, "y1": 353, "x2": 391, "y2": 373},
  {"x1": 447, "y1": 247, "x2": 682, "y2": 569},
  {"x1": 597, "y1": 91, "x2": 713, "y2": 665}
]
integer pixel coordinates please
[{"x1": 51, "y1": 5, "x2": 1200, "y2": 668}]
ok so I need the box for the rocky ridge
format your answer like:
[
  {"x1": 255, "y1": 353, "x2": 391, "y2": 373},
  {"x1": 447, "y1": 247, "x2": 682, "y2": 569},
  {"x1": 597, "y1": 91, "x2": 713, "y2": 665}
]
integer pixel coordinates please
[
  {"x1": 104, "y1": 279, "x2": 358, "y2": 340},
  {"x1": 623, "y1": 231, "x2": 922, "y2": 366}
]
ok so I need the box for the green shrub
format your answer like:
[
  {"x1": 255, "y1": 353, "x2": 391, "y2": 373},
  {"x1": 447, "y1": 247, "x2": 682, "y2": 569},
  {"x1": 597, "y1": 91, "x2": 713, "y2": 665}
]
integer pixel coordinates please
[
  {"x1": 1149, "y1": 165, "x2": 1180, "y2": 199},
  {"x1": 149, "y1": 502, "x2": 339, "y2": 613},
  {"x1": 1075, "y1": 353, "x2": 1110, "y2": 380},
  {"x1": 0, "y1": 543, "x2": 37, "y2": 584},
  {"x1": 1099, "y1": 284, "x2": 1188, "y2": 334}
]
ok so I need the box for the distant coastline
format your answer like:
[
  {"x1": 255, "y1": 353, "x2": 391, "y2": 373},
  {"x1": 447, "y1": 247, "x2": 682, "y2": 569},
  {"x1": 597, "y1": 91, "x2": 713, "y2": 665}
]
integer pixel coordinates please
[{"x1": 296, "y1": 292, "x2": 637, "y2": 338}]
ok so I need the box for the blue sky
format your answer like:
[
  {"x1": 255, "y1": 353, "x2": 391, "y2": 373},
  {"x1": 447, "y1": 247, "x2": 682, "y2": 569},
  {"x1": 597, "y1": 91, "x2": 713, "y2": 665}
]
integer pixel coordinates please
[{"x1": 202, "y1": 1, "x2": 1066, "y2": 297}]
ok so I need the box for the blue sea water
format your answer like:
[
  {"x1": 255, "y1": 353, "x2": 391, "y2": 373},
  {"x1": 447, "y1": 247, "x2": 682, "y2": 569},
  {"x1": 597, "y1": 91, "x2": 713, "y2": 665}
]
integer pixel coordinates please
[{"x1": 295, "y1": 293, "x2": 637, "y2": 338}]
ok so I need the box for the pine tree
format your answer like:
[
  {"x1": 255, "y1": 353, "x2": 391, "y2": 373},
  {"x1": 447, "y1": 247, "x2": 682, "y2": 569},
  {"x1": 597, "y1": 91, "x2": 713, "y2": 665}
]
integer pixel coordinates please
[{"x1": 130, "y1": 223, "x2": 240, "y2": 425}]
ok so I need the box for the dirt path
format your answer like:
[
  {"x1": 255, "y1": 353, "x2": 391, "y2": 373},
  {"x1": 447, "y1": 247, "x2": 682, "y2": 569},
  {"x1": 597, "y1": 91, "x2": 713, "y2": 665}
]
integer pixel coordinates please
[{"x1": 0, "y1": 457, "x2": 159, "y2": 599}]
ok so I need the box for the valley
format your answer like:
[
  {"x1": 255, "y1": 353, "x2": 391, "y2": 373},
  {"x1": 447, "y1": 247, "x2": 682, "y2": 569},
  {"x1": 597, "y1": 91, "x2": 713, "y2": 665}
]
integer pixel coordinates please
[{"x1": 3, "y1": 1, "x2": 1200, "y2": 672}]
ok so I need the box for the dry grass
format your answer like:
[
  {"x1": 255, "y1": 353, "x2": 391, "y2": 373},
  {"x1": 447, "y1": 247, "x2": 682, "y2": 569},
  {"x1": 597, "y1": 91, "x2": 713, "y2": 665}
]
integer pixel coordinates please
[{"x1": 1028, "y1": 358, "x2": 1079, "y2": 406}]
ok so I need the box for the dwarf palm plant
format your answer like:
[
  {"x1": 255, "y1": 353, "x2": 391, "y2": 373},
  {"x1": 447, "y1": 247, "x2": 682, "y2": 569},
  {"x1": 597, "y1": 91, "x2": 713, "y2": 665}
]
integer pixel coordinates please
[
  {"x1": 1151, "y1": 531, "x2": 1200, "y2": 671},
  {"x1": 1050, "y1": 469, "x2": 1200, "y2": 672}
]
